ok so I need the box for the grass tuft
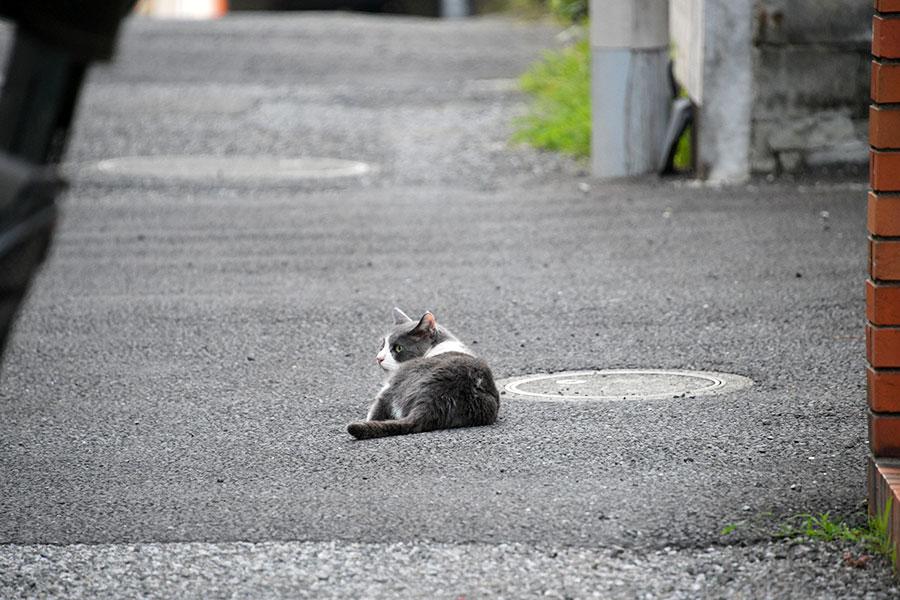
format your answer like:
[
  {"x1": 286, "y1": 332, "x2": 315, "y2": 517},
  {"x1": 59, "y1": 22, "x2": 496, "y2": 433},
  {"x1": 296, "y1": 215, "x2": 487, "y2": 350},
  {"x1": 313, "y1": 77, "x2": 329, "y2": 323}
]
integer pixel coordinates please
[
  {"x1": 863, "y1": 499, "x2": 897, "y2": 567},
  {"x1": 775, "y1": 512, "x2": 861, "y2": 543},
  {"x1": 721, "y1": 500, "x2": 896, "y2": 570},
  {"x1": 512, "y1": 38, "x2": 590, "y2": 160}
]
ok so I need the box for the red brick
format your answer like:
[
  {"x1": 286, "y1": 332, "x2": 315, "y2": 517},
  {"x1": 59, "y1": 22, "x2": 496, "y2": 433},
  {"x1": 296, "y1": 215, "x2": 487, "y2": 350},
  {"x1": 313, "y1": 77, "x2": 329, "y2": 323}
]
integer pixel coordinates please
[
  {"x1": 871, "y1": 150, "x2": 900, "y2": 192},
  {"x1": 874, "y1": 15, "x2": 900, "y2": 58},
  {"x1": 870, "y1": 411, "x2": 900, "y2": 456},
  {"x1": 867, "y1": 279, "x2": 900, "y2": 324},
  {"x1": 875, "y1": 0, "x2": 900, "y2": 12},
  {"x1": 868, "y1": 191, "x2": 900, "y2": 236},
  {"x1": 877, "y1": 0, "x2": 900, "y2": 12},
  {"x1": 871, "y1": 106, "x2": 900, "y2": 150},
  {"x1": 869, "y1": 367, "x2": 900, "y2": 412},
  {"x1": 869, "y1": 237, "x2": 900, "y2": 280},
  {"x1": 872, "y1": 61, "x2": 900, "y2": 103},
  {"x1": 878, "y1": 0, "x2": 900, "y2": 12},
  {"x1": 867, "y1": 322, "x2": 900, "y2": 367}
]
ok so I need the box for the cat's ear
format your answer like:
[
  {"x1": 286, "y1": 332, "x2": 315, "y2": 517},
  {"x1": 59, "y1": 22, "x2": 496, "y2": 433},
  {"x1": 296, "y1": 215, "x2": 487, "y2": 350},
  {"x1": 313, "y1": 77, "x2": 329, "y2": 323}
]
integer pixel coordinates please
[
  {"x1": 392, "y1": 307, "x2": 413, "y2": 324},
  {"x1": 411, "y1": 312, "x2": 436, "y2": 339}
]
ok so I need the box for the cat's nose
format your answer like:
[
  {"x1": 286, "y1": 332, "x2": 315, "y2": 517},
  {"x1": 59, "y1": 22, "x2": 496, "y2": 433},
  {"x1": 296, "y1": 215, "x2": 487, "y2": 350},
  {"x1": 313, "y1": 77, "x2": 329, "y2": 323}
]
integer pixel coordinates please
[{"x1": 376, "y1": 355, "x2": 384, "y2": 364}]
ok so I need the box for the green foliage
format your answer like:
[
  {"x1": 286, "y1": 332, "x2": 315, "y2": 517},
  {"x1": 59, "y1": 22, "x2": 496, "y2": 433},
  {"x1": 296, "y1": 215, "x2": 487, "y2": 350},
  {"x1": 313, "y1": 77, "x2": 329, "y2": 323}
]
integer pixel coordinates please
[
  {"x1": 722, "y1": 501, "x2": 897, "y2": 569},
  {"x1": 502, "y1": 0, "x2": 587, "y2": 24},
  {"x1": 673, "y1": 125, "x2": 692, "y2": 171},
  {"x1": 548, "y1": 0, "x2": 587, "y2": 24},
  {"x1": 719, "y1": 523, "x2": 740, "y2": 536},
  {"x1": 512, "y1": 38, "x2": 590, "y2": 159},
  {"x1": 775, "y1": 512, "x2": 862, "y2": 543},
  {"x1": 864, "y1": 499, "x2": 897, "y2": 567}
]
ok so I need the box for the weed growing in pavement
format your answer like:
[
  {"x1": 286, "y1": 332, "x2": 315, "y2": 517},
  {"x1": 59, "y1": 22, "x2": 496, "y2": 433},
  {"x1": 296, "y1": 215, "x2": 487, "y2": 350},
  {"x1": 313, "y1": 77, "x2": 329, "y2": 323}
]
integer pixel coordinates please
[
  {"x1": 775, "y1": 500, "x2": 896, "y2": 568},
  {"x1": 864, "y1": 499, "x2": 897, "y2": 568},
  {"x1": 775, "y1": 512, "x2": 862, "y2": 543},
  {"x1": 719, "y1": 500, "x2": 897, "y2": 570}
]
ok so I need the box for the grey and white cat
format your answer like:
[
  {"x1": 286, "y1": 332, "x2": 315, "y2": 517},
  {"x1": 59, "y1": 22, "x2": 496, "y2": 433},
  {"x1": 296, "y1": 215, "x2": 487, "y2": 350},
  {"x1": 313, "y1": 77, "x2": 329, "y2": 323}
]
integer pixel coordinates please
[{"x1": 346, "y1": 308, "x2": 500, "y2": 440}]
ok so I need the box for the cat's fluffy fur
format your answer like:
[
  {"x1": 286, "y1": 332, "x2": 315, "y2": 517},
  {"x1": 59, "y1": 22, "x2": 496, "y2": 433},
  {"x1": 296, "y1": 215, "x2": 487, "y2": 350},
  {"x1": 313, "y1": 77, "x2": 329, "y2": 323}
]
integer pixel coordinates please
[{"x1": 346, "y1": 308, "x2": 500, "y2": 440}]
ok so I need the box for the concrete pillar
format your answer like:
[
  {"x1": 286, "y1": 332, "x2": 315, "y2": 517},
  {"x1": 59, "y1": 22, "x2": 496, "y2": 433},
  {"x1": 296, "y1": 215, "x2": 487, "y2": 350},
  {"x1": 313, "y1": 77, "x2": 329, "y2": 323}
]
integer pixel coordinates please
[
  {"x1": 670, "y1": 0, "x2": 751, "y2": 182},
  {"x1": 696, "y1": 0, "x2": 751, "y2": 182},
  {"x1": 589, "y1": 0, "x2": 669, "y2": 178},
  {"x1": 441, "y1": 0, "x2": 469, "y2": 18}
]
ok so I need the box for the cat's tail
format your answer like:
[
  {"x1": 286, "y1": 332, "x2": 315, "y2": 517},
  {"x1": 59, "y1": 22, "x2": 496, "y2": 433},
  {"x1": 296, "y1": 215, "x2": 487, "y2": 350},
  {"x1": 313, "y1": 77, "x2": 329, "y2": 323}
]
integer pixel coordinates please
[{"x1": 346, "y1": 416, "x2": 421, "y2": 440}]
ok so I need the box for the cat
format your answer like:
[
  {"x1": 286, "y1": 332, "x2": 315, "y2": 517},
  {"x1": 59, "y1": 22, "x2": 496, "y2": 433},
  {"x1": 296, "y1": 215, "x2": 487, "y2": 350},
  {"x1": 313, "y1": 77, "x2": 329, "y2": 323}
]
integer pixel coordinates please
[{"x1": 346, "y1": 308, "x2": 500, "y2": 440}]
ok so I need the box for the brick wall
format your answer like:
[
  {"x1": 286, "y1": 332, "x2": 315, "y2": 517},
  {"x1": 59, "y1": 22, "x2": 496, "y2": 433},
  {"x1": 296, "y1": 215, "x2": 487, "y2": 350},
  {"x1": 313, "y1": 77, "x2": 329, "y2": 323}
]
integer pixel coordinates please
[{"x1": 868, "y1": 0, "x2": 900, "y2": 571}]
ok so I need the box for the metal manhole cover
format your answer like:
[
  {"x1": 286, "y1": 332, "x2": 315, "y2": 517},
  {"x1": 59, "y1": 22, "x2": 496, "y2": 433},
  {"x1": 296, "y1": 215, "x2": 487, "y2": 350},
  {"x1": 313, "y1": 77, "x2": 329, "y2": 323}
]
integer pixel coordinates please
[
  {"x1": 498, "y1": 369, "x2": 753, "y2": 401},
  {"x1": 82, "y1": 155, "x2": 376, "y2": 181}
]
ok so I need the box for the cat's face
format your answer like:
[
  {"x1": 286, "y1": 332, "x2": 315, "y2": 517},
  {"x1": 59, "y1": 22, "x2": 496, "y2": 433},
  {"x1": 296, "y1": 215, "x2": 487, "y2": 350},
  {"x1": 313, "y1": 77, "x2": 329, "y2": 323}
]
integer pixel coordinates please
[{"x1": 376, "y1": 308, "x2": 436, "y2": 372}]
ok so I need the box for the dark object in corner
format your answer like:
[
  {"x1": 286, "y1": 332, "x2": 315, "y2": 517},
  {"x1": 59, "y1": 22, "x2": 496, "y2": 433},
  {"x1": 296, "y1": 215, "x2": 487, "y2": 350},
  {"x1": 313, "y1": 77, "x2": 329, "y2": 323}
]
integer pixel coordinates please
[
  {"x1": 0, "y1": 1, "x2": 134, "y2": 363},
  {"x1": 659, "y1": 61, "x2": 694, "y2": 175}
]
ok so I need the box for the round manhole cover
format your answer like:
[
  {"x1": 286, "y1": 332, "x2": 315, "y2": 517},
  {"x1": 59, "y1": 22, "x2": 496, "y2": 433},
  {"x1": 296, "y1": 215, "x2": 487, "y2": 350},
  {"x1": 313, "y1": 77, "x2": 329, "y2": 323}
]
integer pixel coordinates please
[
  {"x1": 84, "y1": 155, "x2": 376, "y2": 182},
  {"x1": 498, "y1": 369, "x2": 753, "y2": 401}
]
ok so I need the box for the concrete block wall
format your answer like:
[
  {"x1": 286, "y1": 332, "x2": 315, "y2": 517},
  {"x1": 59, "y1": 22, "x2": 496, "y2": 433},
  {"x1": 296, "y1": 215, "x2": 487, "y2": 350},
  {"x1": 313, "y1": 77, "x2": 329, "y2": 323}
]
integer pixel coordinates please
[
  {"x1": 670, "y1": 0, "x2": 870, "y2": 180},
  {"x1": 751, "y1": 0, "x2": 872, "y2": 173},
  {"x1": 867, "y1": 0, "x2": 900, "y2": 571}
]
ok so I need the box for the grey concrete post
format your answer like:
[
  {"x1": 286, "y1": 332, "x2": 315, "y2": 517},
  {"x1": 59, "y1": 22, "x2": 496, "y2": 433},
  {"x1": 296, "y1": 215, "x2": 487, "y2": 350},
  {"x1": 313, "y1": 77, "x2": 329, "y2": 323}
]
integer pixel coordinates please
[
  {"x1": 695, "y1": 0, "x2": 751, "y2": 182},
  {"x1": 590, "y1": 0, "x2": 669, "y2": 178},
  {"x1": 670, "y1": 0, "x2": 752, "y2": 182},
  {"x1": 441, "y1": 0, "x2": 469, "y2": 18}
]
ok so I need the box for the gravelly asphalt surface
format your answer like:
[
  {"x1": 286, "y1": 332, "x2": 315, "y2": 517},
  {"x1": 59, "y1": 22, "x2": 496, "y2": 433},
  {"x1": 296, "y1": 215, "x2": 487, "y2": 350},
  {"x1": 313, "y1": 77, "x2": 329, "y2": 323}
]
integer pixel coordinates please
[{"x1": 0, "y1": 12, "x2": 896, "y2": 598}]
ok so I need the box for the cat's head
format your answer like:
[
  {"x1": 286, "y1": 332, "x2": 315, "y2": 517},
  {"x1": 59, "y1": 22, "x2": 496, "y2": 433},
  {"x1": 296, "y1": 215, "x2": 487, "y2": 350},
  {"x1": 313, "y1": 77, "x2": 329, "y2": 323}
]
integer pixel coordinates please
[{"x1": 376, "y1": 307, "x2": 448, "y2": 372}]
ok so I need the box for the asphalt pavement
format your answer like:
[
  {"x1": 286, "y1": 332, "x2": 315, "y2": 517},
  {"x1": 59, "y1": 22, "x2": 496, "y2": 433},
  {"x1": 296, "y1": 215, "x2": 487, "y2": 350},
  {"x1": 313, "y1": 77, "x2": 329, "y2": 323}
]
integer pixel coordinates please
[{"x1": 0, "y1": 12, "x2": 897, "y2": 599}]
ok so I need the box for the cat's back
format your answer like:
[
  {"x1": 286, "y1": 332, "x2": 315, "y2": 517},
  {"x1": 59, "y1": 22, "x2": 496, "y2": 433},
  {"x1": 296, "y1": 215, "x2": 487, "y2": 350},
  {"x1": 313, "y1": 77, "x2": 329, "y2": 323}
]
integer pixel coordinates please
[
  {"x1": 392, "y1": 351, "x2": 499, "y2": 427},
  {"x1": 398, "y1": 351, "x2": 496, "y2": 389}
]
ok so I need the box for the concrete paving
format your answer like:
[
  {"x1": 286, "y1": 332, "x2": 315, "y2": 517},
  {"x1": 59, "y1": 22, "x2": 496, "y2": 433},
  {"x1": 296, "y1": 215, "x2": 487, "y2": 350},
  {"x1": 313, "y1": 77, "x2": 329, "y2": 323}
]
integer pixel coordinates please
[{"x1": 0, "y1": 12, "x2": 897, "y2": 598}]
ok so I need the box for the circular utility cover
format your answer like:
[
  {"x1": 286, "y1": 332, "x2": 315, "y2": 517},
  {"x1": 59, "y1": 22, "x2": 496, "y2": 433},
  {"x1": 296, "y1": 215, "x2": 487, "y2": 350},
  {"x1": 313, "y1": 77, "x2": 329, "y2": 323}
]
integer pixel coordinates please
[
  {"x1": 498, "y1": 369, "x2": 753, "y2": 402},
  {"x1": 85, "y1": 156, "x2": 376, "y2": 181}
]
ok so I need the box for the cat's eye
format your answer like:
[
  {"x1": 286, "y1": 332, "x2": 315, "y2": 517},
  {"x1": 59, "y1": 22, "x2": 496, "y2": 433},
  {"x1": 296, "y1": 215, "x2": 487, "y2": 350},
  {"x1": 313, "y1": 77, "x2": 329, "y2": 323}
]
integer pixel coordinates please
[{"x1": 393, "y1": 344, "x2": 403, "y2": 354}]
